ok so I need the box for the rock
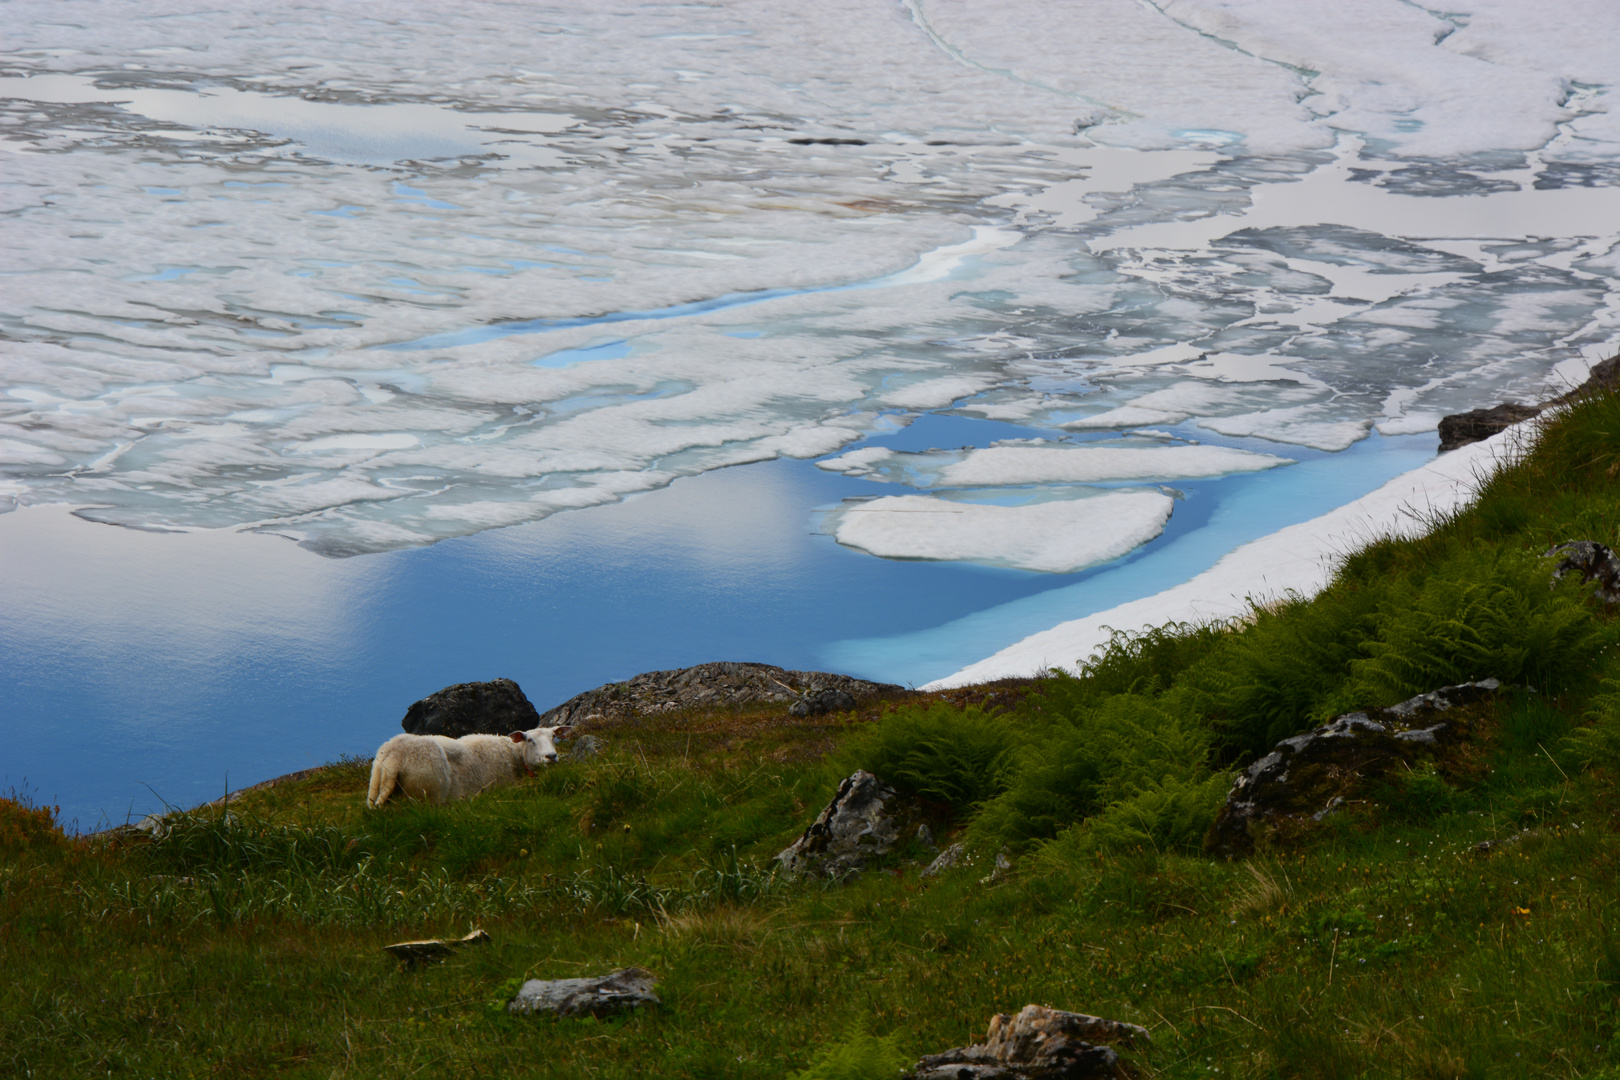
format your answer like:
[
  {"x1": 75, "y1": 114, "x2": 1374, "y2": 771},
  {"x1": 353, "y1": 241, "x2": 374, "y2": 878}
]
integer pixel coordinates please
[
  {"x1": 775, "y1": 770, "x2": 914, "y2": 880},
  {"x1": 1437, "y1": 351, "x2": 1620, "y2": 454},
  {"x1": 921, "y1": 842, "x2": 967, "y2": 878},
  {"x1": 915, "y1": 823, "x2": 938, "y2": 850},
  {"x1": 400, "y1": 678, "x2": 541, "y2": 739},
  {"x1": 1206, "y1": 679, "x2": 1500, "y2": 857},
  {"x1": 383, "y1": 928, "x2": 490, "y2": 967},
  {"x1": 789, "y1": 688, "x2": 858, "y2": 717},
  {"x1": 537, "y1": 661, "x2": 903, "y2": 728},
  {"x1": 568, "y1": 734, "x2": 605, "y2": 761},
  {"x1": 1436, "y1": 403, "x2": 1541, "y2": 452},
  {"x1": 1547, "y1": 540, "x2": 1620, "y2": 604},
  {"x1": 905, "y1": 1004, "x2": 1148, "y2": 1080},
  {"x1": 508, "y1": 967, "x2": 660, "y2": 1018},
  {"x1": 979, "y1": 848, "x2": 1013, "y2": 885}
]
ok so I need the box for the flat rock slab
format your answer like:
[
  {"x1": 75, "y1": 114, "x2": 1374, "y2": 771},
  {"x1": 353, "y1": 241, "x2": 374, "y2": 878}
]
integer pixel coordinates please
[
  {"x1": 538, "y1": 661, "x2": 902, "y2": 727},
  {"x1": 906, "y1": 1004, "x2": 1147, "y2": 1080},
  {"x1": 383, "y1": 928, "x2": 490, "y2": 967},
  {"x1": 509, "y1": 967, "x2": 660, "y2": 1019},
  {"x1": 1206, "y1": 679, "x2": 1499, "y2": 857},
  {"x1": 401, "y1": 678, "x2": 541, "y2": 739}
]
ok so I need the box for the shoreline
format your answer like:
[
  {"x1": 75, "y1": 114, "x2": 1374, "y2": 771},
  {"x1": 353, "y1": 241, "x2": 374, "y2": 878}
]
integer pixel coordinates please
[{"x1": 924, "y1": 418, "x2": 1524, "y2": 689}]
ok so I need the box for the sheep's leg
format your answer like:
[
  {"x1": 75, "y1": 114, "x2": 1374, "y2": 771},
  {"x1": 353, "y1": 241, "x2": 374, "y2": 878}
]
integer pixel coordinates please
[{"x1": 367, "y1": 753, "x2": 398, "y2": 808}]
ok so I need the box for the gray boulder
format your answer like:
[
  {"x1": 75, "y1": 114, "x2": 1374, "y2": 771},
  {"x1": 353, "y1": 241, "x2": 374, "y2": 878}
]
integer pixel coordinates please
[
  {"x1": 1206, "y1": 679, "x2": 1499, "y2": 857},
  {"x1": 775, "y1": 770, "x2": 911, "y2": 880},
  {"x1": 1548, "y1": 540, "x2": 1620, "y2": 604},
  {"x1": 906, "y1": 1004, "x2": 1147, "y2": 1080},
  {"x1": 508, "y1": 967, "x2": 660, "y2": 1018},
  {"x1": 401, "y1": 678, "x2": 541, "y2": 739},
  {"x1": 538, "y1": 661, "x2": 902, "y2": 727}
]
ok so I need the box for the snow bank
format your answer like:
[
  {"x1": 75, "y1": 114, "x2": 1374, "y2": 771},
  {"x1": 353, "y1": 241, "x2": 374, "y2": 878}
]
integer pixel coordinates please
[{"x1": 924, "y1": 424, "x2": 1522, "y2": 689}]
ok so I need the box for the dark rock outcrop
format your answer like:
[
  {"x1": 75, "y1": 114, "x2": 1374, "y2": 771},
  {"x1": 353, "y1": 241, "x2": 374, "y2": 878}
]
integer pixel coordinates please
[
  {"x1": 538, "y1": 661, "x2": 902, "y2": 728},
  {"x1": 1206, "y1": 680, "x2": 1500, "y2": 857},
  {"x1": 905, "y1": 1004, "x2": 1148, "y2": 1080},
  {"x1": 776, "y1": 770, "x2": 915, "y2": 880},
  {"x1": 508, "y1": 967, "x2": 660, "y2": 1018},
  {"x1": 1436, "y1": 403, "x2": 1542, "y2": 452},
  {"x1": 400, "y1": 678, "x2": 541, "y2": 739},
  {"x1": 1548, "y1": 540, "x2": 1620, "y2": 604},
  {"x1": 790, "y1": 688, "x2": 858, "y2": 716},
  {"x1": 1437, "y1": 351, "x2": 1620, "y2": 452}
]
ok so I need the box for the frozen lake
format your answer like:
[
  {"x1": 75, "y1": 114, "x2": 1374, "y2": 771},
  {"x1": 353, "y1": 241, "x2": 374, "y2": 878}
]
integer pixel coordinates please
[{"x1": 2, "y1": 0, "x2": 1619, "y2": 827}]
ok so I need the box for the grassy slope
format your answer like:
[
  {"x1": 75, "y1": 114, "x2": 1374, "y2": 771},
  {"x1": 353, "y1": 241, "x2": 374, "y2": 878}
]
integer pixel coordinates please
[{"x1": 10, "y1": 394, "x2": 1620, "y2": 1079}]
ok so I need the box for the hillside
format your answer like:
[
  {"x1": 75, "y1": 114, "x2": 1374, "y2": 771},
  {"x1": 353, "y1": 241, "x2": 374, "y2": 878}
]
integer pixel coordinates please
[{"x1": 8, "y1": 387, "x2": 1620, "y2": 1079}]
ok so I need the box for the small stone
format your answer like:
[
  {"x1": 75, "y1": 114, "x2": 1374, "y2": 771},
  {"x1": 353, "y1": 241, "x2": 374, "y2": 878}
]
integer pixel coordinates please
[
  {"x1": 508, "y1": 967, "x2": 660, "y2": 1018},
  {"x1": 921, "y1": 842, "x2": 966, "y2": 878},
  {"x1": 383, "y1": 928, "x2": 490, "y2": 967},
  {"x1": 915, "y1": 823, "x2": 938, "y2": 850}
]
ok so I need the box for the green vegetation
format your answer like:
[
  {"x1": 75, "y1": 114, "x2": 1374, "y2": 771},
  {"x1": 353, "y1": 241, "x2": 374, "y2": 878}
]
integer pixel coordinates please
[{"x1": 10, "y1": 389, "x2": 1620, "y2": 1078}]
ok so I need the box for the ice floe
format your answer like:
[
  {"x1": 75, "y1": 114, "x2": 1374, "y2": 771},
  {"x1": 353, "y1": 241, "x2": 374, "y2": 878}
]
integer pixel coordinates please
[{"x1": 829, "y1": 490, "x2": 1174, "y2": 574}]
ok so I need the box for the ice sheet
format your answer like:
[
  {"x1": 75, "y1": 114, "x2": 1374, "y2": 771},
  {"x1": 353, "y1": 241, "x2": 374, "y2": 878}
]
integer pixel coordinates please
[
  {"x1": 1, "y1": 0, "x2": 1618, "y2": 560},
  {"x1": 829, "y1": 490, "x2": 1174, "y2": 574}
]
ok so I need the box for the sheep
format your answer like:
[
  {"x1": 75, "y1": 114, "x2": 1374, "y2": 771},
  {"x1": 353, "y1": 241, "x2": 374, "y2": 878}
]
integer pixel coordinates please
[{"x1": 367, "y1": 725, "x2": 570, "y2": 809}]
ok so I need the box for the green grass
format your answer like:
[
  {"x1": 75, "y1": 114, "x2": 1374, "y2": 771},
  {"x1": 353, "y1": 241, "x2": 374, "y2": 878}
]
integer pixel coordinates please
[{"x1": 10, "y1": 389, "x2": 1620, "y2": 1078}]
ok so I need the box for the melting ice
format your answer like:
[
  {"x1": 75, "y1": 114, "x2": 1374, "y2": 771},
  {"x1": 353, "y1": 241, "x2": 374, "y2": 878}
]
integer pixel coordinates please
[{"x1": 2, "y1": 0, "x2": 1620, "y2": 573}]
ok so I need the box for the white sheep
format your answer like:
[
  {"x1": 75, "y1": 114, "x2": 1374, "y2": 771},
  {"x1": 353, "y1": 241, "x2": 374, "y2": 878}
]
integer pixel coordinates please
[{"x1": 366, "y1": 726, "x2": 570, "y2": 809}]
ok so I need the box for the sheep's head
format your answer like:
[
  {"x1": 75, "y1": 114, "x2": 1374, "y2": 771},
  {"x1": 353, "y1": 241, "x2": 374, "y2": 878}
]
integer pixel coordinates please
[{"x1": 509, "y1": 725, "x2": 570, "y2": 767}]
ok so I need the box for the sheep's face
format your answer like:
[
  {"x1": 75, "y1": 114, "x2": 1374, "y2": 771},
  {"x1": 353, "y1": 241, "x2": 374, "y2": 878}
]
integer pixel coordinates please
[{"x1": 509, "y1": 725, "x2": 569, "y2": 767}]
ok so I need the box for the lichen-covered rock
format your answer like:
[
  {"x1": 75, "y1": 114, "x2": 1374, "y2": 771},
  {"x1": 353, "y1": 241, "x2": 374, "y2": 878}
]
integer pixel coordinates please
[
  {"x1": 775, "y1": 770, "x2": 913, "y2": 880},
  {"x1": 1547, "y1": 540, "x2": 1620, "y2": 604},
  {"x1": 905, "y1": 1004, "x2": 1148, "y2": 1080},
  {"x1": 921, "y1": 842, "x2": 967, "y2": 878},
  {"x1": 400, "y1": 678, "x2": 541, "y2": 739},
  {"x1": 538, "y1": 661, "x2": 901, "y2": 727},
  {"x1": 1206, "y1": 680, "x2": 1499, "y2": 857},
  {"x1": 508, "y1": 967, "x2": 660, "y2": 1018}
]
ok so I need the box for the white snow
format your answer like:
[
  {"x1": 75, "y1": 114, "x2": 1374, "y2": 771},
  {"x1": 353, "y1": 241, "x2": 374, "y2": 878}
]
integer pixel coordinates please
[
  {"x1": 925, "y1": 420, "x2": 1524, "y2": 688},
  {"x1": 830, "y1": 490, "x2": 1175, "y2": 574},
  {"x1": 938, "y1": 445, "x2": 1291, "y2": 486}
]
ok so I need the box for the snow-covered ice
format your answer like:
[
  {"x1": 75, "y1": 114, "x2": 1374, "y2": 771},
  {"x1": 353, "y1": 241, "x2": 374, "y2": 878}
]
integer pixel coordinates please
[
  {"x1": 829, "y1": 490, "x2": 1174, "y2": 573},
  {"x1": 2, "y1": 0, "x2": 1618, "y2": 561}
]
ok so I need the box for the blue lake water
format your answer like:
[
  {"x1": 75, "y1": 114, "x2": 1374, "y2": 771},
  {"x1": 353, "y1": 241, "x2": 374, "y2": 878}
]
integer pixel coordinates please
[{"x1": 0, "y1": 412, "x2": 1430, "y2": 832}]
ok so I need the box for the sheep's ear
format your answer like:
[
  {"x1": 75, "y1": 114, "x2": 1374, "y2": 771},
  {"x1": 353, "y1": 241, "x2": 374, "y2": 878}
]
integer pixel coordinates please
[
  {"x1": 552, "y1": 726, "x2": 572, "y2": 739},
  {"x1": 509, "y1": 731, "x2": 527, "y2": 743}
]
